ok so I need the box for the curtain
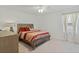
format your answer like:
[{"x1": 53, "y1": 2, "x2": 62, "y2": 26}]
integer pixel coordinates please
[
  {"x1": 63, "y1": 15, "x2": 68, "y2": 41},
  {"x1": 72, "y1": 13, "x2": 78, "y2": 33}
]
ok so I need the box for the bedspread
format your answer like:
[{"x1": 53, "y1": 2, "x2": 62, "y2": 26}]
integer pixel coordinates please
[{"x1": 19, "y1": 31, "x2": 50, "y2": 42}]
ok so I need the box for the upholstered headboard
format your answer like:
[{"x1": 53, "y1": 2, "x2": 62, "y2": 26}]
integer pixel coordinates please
[{"x1": 17, "y1": 24, "x2": 34, "y2": 33}]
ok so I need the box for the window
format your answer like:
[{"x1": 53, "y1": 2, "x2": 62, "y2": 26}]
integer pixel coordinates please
[{"x1": 63, "y1": 13, "x2": 79, "y2": 41}]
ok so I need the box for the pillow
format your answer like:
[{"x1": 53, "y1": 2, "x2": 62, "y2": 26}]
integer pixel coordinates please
[
  {"x1": 30, "y1": 29, "x2": 40, "y2": 32},
  {"x1": 19, "y1": 27, "x2": 30, "y2": 32}
]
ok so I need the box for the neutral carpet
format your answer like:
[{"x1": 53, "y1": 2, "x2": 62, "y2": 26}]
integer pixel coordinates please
[{"x1": 19, "y1": 39, "x2": 79, "y2": 53}]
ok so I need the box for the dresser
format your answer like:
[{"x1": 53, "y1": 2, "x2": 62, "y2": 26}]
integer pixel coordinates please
[{"x1": 0, "y1": 31, "x2": 18, "y2": 53}]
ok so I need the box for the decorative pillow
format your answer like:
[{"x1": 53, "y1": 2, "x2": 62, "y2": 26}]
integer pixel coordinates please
[{"x1": 19, "y1": 27, "x2": 30, "y2": 32}]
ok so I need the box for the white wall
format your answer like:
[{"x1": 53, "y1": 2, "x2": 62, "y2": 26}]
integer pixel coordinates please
[
  {"x1": 36, "y1": 13, "x2": 64, "y2": 40},
  {"x1": 0, "y1": 8, "x2": 41, "y2": 32}
]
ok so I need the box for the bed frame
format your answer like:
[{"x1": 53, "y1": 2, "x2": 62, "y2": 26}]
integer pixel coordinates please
[
  {"x1": 17, "y1": 24, "x2": 34, "y2": 32},
  {"x1": 17, "y1": 24, "x2": 50, "y2": 49}
]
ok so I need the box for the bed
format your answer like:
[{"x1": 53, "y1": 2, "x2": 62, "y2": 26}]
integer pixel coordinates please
[{"x1": 17, "y1": 24, "x2": 50, "y2": 49}]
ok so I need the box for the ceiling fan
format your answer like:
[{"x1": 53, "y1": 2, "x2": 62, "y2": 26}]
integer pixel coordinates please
[{"x1": 34, "y1": 5, "x2": 47, "y2": 13}]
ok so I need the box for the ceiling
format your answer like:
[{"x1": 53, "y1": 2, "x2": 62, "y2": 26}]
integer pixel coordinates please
[{"x1": 0, "y1": 5, "x2": 79, "y2": 15}]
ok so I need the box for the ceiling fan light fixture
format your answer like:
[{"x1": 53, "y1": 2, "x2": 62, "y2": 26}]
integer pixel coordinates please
[{"x1": 38, "y1": 8, "x2": 44, "y2": 13}]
